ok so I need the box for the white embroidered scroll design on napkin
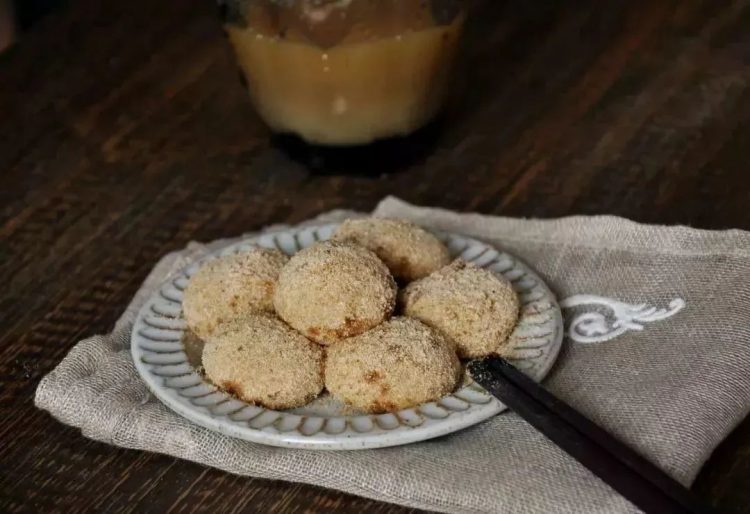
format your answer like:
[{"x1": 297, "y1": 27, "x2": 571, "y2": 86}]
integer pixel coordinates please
[{"x1": 561, "y1": 295, "x2": 686, "y2": 344}]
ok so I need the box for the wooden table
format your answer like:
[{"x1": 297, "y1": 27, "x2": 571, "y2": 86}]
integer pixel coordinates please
[{"x1": 2, "y1": 0, "x2": 749, "y2": 512}]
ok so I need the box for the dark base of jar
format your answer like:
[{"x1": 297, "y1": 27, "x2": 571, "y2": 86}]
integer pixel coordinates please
[{"x1": 270, "y1": 118, "x2": 445, "y2": 177}]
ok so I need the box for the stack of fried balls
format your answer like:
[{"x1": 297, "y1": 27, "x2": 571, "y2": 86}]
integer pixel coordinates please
[{"x1": 182, "y1": 218, "x2": 520, "y2": 413}]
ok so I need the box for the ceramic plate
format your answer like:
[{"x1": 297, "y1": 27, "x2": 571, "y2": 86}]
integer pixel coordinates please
[{"x1": 131, "y1": 223, "x2": 563, "y2": 450}]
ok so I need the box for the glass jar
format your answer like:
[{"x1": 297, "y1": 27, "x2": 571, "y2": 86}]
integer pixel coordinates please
[{"x1": 218, "y1": 0, "x2": 465, "y2": 146}]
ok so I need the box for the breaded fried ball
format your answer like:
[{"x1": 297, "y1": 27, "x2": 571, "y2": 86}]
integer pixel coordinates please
[
  {"x1": 274, "y1": 241, "x2": 397, "y2": 344},
  {"x1": 183, "y1": 248, "x2": 288, "y2": 339},
  {"x1": 401, "y1": 260, "x2": 520, "y2": 358},
  {"x1": 332, "y1": 218, "x2": 450, "y2": 282},
  {"x1": 202, "y1": 313, "x2": 324, "y2": 409},
  {"x1": 325, "y1": 317, "x2": 462, "y2": 413}
]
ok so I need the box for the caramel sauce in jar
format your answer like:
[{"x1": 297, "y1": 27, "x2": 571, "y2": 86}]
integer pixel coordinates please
[{"x1": 223, "y1": 0, "x2": 465, "y2": 145}]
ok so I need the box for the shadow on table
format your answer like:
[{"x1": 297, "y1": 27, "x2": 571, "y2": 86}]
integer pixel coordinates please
[{"x1": 270, "y1": 118, "x2": 446, "y2": 178}]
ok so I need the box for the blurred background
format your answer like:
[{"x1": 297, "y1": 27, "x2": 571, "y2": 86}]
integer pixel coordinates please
[{"x1": 0, "y1": 0, "x2": 66, "y2": 52}]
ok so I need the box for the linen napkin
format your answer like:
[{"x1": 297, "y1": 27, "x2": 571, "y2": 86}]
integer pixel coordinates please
[{"x1": 36, "y1": 197, "x2": 750, "y2": 513}]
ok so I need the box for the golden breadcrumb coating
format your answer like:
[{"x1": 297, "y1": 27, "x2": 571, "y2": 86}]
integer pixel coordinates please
[
  {"x1": 274, "y1": 241, "x2": 396, "y2": 344},
  {"x1": 202, "y1": 313, "x2": 324, "y2": 410},
  {"x1": 333, "y1": 218, "x2": 450, "y2": 282},
  {"x1": 401, "y1": 260, "x2": 519, "y2": 358},
  {"x1": 183, "y1": 248, "x2": 289, "y2": 339},
  {"x1": 325, "y1": 317, "x2": 461, "y2": 413}
]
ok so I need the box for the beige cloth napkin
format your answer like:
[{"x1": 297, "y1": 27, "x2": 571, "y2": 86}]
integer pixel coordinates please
[{"x1": 36, "y1": 197, "x2": 750, "y2": 514}]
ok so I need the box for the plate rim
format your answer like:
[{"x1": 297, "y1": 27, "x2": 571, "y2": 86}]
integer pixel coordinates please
[{"x1": 130, "y1": 223, "x2": 563, "y2": 450}]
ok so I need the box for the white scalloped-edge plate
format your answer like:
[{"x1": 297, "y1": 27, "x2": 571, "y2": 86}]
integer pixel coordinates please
[{"x1": 131, "y1": 223, "x2": 563, "y2": 450}]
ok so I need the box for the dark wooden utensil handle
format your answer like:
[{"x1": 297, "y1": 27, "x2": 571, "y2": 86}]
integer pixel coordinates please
[{"x1": 469, "y1": 357, "x2": 711, "y2": 514}]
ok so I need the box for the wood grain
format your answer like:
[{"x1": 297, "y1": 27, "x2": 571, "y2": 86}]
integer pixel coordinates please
[{"x1": 1, "y1": 0, "x2": 749, "y2": 512}]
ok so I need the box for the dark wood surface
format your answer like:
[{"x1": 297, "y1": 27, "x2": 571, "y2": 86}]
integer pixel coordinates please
[{"x1": 1, "y1": 0, "x2": 749, "y2": 512}]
